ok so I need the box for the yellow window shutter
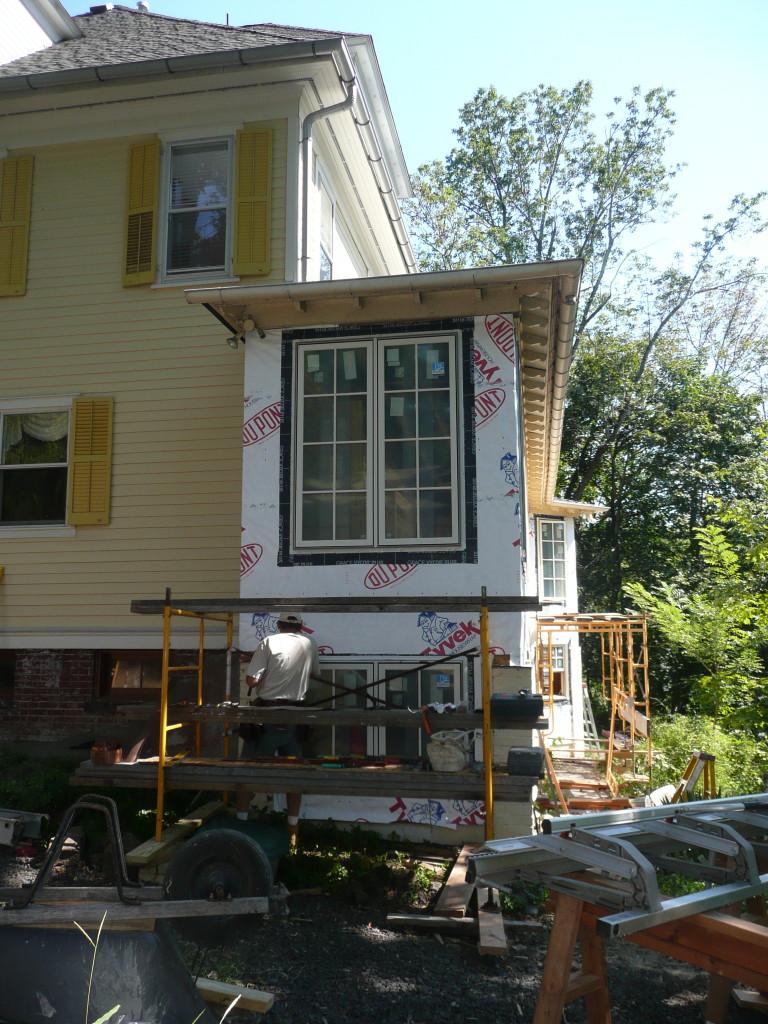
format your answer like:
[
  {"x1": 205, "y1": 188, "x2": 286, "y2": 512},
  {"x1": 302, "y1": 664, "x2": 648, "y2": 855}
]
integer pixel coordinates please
[
  {"x1": 233, "y1": 129, "x2": 272, "y2": 276},
  {"x1": 123, "y1": 140, "x2": 159, "y2": 286},
  {"x1": 0, "y1": 156, "x2": 34, "y2": 297},
  {"x1": 68, "y1": 398, "x2": 114, "y2": 525}
]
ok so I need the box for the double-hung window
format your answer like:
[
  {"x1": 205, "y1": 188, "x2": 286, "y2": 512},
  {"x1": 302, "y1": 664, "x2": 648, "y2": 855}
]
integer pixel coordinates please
[
  {"x1": 0, "y1": 398, "x2": 113, "y2": 529},
  {"x1": 0, "y1": 409, "x2": 69, "y2": 524},
  {"x1": 294, "y1": 332, "x2": 461, "y2": 550},
  {"x1": 538, "y1": 519, "x2": 566, "y2": 600},
  {"x1": 165, "y1": 139, "x2": 231, "y2": 276}
]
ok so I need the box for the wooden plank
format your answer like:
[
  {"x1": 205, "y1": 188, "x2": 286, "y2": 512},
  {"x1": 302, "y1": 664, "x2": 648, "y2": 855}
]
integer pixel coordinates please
[
  {"x1": 387, "y1": 912, "x2": 544, "y2": 933},
  {"x1": 168, "y1": 705, "x2": 548, "y2": 731},
  {"x1": 125, "y1": 800, "x2": 226, "y2": 866},
  {"x1": 72, "y1": 760, "x2": 535, "y2": 801},
  {"x1": 732, "y1": 989, "x2": 768, "y2": 1013},
  {"x1": 0, "y1": 885, "x2": 163, "y2": 903},
  {"x1": 433, "y1": 844, "x2": 478, "y2": 918},
  {"x1": 0, "y1": 896, "x2": 270, "y2": 927},
  {"x1": 476, "y1": 887, "x2": 508, "y2": 956},
  {"x1": 131, "y1": 596, "x2": 543, "y2": 614},
  {"x1": 196, "y1": 977, "x2": 274, "y2": 1014}
]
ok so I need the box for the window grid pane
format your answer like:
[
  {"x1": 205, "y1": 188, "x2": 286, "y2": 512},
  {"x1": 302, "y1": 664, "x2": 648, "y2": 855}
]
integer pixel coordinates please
[
  {"x1": 296, "y1": 334, "x2": 459, "y2": 549},
  {"x1": 299, "y1": 346, "x2": 369, "y2": 544},
  {"x1": 540, "y1": 520, "x2": 566, "y2": 599},
  {"x1": 381, "y1": 338, "x2": 456, "y2": 544}
]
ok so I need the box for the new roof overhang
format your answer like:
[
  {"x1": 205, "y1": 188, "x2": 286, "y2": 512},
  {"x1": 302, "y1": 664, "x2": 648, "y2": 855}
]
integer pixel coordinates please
[{"x1": 185, "y1": 260, "x2": 587, "y2": 515}]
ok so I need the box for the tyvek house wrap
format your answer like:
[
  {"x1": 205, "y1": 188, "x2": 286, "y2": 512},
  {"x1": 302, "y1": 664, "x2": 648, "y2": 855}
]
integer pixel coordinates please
[{"x1": 238, "y1": 314, "x2": 531, "y2": 828}]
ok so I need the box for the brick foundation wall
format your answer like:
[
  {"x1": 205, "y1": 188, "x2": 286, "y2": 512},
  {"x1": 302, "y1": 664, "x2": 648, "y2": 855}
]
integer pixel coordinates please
[{"x1": 0, "y1": 649, "x2": 116, "y2": 742}]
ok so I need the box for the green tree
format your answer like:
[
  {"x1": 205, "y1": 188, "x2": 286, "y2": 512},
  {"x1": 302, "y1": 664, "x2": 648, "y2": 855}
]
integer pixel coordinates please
[
  {"x1": 564, "y1": 340, "x2": 768, "y2": 609},
  {"x1": 624, "y1": 525, "x2": 768, "y2": 726}
]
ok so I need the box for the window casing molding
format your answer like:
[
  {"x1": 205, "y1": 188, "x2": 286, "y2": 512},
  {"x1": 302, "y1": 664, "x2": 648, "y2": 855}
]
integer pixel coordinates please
[
  {"x1": 279, "y1": 319, "x2": 477, "y2": 567},
  {"x1": 0, "y1": 397, "x2": 71, "y2": 527},
  {"x1": 537, "y1": 517, "x2": 567, "y2": 601},
  {"x1": 0, "y1": 395, "x2": 112, "y2": 531},
  {"x1": 292, "y1": 330, "x2": 463, "y2": 552},
  {"x1": 158, "y1": 135, "x2": 234, "y2": 283}
]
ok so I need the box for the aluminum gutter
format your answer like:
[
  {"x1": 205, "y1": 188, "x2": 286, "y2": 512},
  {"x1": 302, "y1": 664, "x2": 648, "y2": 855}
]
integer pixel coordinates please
[
  {"x1": 184, "y1": 259, "x2": 583, "y2": 311},
  {"x1": 0, "y1": 33, "x2": 416, "y2": 272},
  {"x1": 21, "y1": 0, "x2": 82, "y2": 43}
]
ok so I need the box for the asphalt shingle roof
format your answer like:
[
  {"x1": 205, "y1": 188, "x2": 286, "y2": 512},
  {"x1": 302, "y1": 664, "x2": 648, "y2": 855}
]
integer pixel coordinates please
[{"x1": 0, "y1": 6, "x2": 351, "y2": 79}]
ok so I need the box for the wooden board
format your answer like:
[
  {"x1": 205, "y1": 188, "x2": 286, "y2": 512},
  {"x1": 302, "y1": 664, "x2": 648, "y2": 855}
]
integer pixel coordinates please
[
  {"x1": 733, "y1": 989, "x2": 768, "y2": 1013},
  {"x1": 72, "y1": 760, "x2": 535, "y2": 802},
  {"x1": 125, "y1": 799, "x2": 226, "y2": 866},
  {"x1": 433, "y1": 844, "x2": 478, "y2": 918},
  {"x1": 387, "y1": 912, "x2": 543, "y2": 933},
  {"x1": 0, "y1": 885, "x2": 163, "y2": 903},
  {"x1": 0, "y1": 895, "x2": 270, "y2": 927},
  {"x1": 476, "y1": 887, "x2": 508, "y2": 956},
  {"x1": 196, "y1": 977, "x2": 274, "y2": 1014}
]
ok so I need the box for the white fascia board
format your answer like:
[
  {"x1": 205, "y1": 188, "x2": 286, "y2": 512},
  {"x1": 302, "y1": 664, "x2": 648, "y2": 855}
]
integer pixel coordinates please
[
  {"x1": 19, "y1": 0, "x2": 82, "y2": 42},
  {"x1": 344, "y1": 35, "x2": 411, "y2": 199}
]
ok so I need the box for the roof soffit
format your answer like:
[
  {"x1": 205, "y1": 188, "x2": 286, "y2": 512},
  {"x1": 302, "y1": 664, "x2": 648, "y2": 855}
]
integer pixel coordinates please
[{"x1": 185, "y1": 261, "x2": 583, "y2": 509}]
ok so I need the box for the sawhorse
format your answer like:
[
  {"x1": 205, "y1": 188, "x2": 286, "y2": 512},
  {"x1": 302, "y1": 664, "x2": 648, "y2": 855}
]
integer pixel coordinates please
[{"x1": 534, "y1": 892, "x2": 768, "y2": 1024}]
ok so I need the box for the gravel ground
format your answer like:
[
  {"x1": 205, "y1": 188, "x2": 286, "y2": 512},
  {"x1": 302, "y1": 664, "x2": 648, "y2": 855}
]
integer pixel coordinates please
[{"x1": 0, "y1": 845, "x2": 764, "y2": 1024}]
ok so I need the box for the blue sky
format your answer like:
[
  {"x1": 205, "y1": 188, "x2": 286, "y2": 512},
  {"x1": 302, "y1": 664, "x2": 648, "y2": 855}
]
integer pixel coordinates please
[{"x1": 63, "y1": 0, "x2": 767, "y2": 267}]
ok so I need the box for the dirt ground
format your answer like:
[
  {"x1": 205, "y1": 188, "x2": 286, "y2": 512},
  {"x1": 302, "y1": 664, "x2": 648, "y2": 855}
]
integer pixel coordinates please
[{"x1": 0, "y1": 843, "x2": 765, "y2": 1024}]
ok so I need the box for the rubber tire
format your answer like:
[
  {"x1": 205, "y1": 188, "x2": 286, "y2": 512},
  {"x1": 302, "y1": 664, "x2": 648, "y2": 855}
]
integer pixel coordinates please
[{"x1": 163, "y1": 828, "x2": 274, "y2": 945}]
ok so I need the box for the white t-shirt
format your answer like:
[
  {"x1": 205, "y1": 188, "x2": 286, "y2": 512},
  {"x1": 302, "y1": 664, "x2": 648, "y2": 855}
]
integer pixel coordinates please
[{"x1": 246, "y1": 630, "x2": 319, "y2": 702}]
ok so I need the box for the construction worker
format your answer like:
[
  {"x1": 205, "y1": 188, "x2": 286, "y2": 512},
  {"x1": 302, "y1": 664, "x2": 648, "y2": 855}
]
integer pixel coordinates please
[{"x1": 236, "y1": 613, "x2": 319, "y2": 845}]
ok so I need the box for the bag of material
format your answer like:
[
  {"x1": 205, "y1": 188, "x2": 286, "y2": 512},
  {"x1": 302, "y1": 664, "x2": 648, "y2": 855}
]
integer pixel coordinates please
[{"x1": 426, "y1": 730, "x2": 470, "y2": 772}]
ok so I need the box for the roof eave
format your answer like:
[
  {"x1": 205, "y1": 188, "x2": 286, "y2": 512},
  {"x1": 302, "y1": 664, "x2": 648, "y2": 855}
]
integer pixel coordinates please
[{"x1": 185, "y1": 260, "x2": 584, "y2": 510}]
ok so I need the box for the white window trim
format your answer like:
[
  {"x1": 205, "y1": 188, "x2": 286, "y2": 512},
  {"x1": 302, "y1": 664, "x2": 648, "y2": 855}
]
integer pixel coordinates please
[
  {"x1": 0, "y1": 395, "x2": 73, "y2": 532},
  {"x1": 293, "y1": 331, "x2": 463, "y2": 552},
  {"x1": 537, "y1": 517, "x2": 567, "y2": 602},
  {"x1": 157, "y1": 134, "x2": 235, "y2": 285}
]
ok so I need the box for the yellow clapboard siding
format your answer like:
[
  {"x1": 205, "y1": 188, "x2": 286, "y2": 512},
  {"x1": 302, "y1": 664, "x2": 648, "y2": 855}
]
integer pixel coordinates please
[{"x1": 4, "y1": 135, "x2": 256, "y2": 634}]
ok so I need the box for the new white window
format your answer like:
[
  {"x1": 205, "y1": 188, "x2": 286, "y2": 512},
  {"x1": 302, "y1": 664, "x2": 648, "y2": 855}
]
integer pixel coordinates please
[
  {"x1": 164, "y1": 138, "x2": 232, "y2": 277},
  {"x1": 538, "y1": 519, "x2": 566, "y2": 600},
  {"x1": 305, "y1": 661, "x2": 464, "y2": 758},
  {"x1": 294, "y1": 333, "x2": 461, "y2": 549},
  {"x1": 537, "y1": 642, "x2": 567, "y2": 695},
  {"x1": 0, "y1": 408, "x2": 69, "y2": 524}
]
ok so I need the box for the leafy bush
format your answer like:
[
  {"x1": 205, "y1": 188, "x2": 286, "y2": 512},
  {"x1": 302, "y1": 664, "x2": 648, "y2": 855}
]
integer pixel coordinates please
[
  {"x1": 648, "y1": 714, "x2": 768, "y2": 796},
  {"x1": 0, "y1": 751, "x2": 190, "y2": 842}
]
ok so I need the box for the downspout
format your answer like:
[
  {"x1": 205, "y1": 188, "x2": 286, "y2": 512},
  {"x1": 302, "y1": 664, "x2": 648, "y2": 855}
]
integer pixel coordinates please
[{"x1": 300, "y1": 77, "x2": 356, "y2": 282}]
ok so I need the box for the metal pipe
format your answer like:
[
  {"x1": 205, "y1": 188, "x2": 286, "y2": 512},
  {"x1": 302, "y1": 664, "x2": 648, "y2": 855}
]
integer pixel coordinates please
[{"x1": 300, "y1": 76, "x2": 356, "y2": 281}]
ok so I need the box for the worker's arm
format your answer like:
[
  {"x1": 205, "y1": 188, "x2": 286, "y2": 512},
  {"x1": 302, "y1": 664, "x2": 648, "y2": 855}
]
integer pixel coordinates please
[{"x1": 245, "y1": 641, "x2": 269, "y2": 692}]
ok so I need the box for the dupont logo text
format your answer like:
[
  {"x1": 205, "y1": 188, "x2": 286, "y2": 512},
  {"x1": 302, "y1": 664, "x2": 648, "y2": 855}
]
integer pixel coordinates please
[
  {"x1": 364, "y1": 563, "x2": 418, "y2": 590},
  {"x1": 474, "y1": 387, "x2": 506, "y2": 427},
  {"x1": 240, "y1": 542, "x2": 263, "y2": 576},
  {"x1": 243, "y1": 401, "x2": 282, "y2": 446},
  {"x1": 485, "y1": 314, "x2": 516, "y2": 361}
]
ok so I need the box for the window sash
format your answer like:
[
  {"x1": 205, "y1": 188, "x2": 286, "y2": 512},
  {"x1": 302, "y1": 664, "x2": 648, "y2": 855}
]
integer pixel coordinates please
[
  {"x1": 539, "y1": 519, "x2": 566, "y2": 599},
  {"x1": 164, "y1": 138, "x2": 232, "y2": 276},
  {"x1": 294, "y1": 333, "x2": 461, "y2": 550}
]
